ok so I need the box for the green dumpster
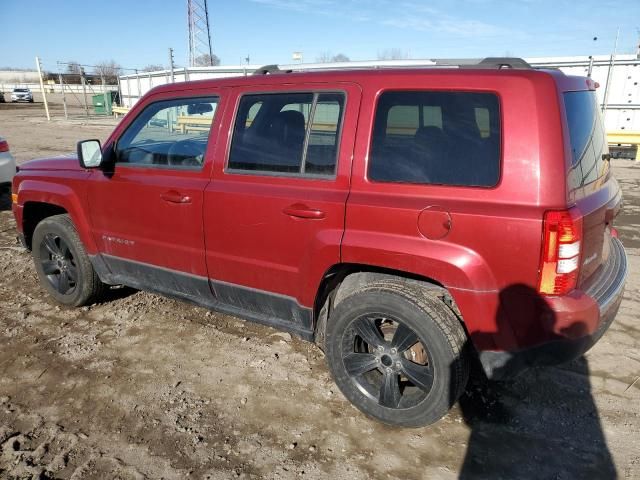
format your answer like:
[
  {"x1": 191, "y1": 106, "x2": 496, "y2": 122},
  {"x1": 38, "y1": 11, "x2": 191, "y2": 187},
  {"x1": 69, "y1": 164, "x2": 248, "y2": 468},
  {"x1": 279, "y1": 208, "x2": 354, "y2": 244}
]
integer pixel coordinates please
[{"x1": 92, "y1": 91, "x2": 119, "y2": 115}]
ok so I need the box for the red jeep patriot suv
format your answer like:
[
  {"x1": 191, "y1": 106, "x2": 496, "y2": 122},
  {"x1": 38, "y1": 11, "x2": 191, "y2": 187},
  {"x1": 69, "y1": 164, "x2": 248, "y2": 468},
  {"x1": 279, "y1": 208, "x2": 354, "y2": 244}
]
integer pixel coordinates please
[{"x1": 11, "y1": 58, "x2": 627, "y2": 427}]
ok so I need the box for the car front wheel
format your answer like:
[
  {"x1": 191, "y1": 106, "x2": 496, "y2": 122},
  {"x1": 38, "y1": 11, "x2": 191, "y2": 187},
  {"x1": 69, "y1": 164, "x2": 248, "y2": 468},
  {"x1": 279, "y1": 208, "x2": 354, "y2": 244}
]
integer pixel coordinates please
[{"x1": 32, "y1": 214, "x2": 106, "y2": 306}]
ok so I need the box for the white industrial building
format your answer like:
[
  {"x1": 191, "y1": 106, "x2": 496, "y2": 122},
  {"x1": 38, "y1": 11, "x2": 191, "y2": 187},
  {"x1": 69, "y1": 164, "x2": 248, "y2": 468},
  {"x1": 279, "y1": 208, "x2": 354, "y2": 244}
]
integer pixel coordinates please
[{"x1": 118, "y1": 54, "x2": 640, "y2": 132}]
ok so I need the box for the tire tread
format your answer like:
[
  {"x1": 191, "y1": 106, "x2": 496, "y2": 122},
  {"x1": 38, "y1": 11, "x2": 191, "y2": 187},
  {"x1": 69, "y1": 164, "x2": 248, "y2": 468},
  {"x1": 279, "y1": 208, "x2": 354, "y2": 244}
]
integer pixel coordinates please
[
  {"x1": 32, "y1": 214, "x2": 106, "y2": 306},
  {"x1": 326, "y1": 277, "x2": 470, "y2": 426}
]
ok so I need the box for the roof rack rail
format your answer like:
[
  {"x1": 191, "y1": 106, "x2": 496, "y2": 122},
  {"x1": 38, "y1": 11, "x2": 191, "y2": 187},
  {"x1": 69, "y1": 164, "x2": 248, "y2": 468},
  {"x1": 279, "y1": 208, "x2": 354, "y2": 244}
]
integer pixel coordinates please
[
  {"x1": 253, "y1": 64, "x2": 294, "y2": 75},
  {"x1": 475, "y1": 57, "x2": 532, "y2": 69},
  {"x1": 253, "y1": 57, "x2": 535, "y2": 75},
  {"x1": 432, "y1": 57, "x2": 532, "y2": 69}
]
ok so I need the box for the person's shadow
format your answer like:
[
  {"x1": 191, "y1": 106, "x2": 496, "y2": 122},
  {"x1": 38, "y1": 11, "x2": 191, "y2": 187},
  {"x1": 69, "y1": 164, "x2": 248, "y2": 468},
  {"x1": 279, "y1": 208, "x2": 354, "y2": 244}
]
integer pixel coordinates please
[{"x1": 453, "y1": 284, "x2": 617, "y2": 479}]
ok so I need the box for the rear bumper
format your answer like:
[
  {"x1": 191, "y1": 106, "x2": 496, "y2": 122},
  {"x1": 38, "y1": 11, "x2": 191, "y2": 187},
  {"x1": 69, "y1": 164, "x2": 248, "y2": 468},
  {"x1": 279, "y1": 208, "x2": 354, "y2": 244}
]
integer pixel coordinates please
[{"x1": 480, "y1": 237, "x2": 627, "y2": 379}]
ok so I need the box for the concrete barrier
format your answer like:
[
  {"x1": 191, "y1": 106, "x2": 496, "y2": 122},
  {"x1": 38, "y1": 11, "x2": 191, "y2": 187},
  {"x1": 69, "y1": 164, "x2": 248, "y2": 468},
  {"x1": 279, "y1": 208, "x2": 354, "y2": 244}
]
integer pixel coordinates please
[{"x1": 608, "y1": 131, "x2": 640, "y2": 161}]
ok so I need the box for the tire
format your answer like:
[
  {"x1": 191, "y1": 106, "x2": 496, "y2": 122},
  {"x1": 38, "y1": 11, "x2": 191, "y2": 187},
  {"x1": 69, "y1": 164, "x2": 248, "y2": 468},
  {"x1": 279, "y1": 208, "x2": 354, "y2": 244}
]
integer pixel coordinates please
[
  {"x1": 325, "y1": 278, "x2": 469, "y2": 427},
  {"x1": 32, "y1": 214, "x2": 106, "y2": 306}
]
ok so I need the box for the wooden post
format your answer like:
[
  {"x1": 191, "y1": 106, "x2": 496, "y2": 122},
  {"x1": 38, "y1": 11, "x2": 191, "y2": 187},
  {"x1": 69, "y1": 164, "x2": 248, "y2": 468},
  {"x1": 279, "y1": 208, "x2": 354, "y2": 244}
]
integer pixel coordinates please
[{"x1": 35, "y1": 56, "x2": 50, "y2": 121}]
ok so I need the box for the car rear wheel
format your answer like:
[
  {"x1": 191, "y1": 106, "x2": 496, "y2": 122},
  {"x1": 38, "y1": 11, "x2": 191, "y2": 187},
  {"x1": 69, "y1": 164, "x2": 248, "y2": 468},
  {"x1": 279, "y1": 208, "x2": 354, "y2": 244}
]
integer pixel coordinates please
[
  {"x1": 325, "y1": 278, "x2": 469, "y2": 427},
  {"x1": 32, "y1": 214, "x2": 106, "y2": 306}
]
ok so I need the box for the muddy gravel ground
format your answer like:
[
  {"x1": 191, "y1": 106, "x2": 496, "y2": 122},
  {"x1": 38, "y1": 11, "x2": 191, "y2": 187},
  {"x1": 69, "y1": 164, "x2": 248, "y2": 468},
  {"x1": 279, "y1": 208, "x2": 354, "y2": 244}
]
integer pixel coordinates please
[{"x1": 0, "y1": 109, "x2": 639, "y2": 479}]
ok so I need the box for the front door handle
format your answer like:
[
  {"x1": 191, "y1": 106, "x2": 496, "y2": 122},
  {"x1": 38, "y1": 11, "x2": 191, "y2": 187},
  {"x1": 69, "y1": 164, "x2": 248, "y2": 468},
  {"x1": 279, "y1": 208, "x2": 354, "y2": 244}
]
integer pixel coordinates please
[
  {"x1": 161, "y1": 190, "x2": 192, "y2": 204},
  {"x1": 283, "y1": 203, "x2": 326, "y2": 219}
]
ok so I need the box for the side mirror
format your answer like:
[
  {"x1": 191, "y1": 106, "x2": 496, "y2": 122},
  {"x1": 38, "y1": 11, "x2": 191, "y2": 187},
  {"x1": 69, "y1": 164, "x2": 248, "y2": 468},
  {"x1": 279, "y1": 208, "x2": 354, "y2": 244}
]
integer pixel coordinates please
[
  {"x1": 187, "y1": 103, "x2": 213, "y2": 115},
  {"x1": 77, "y1": 139, "x2": 103, "y2": 168}
]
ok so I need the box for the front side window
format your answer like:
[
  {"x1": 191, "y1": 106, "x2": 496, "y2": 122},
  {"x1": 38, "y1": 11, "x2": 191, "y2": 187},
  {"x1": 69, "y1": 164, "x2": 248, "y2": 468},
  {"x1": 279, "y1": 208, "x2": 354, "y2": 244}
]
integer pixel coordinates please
[
  {"x1": 369, "y1": 91, "x2": 501, "y2": 187},
  {"x1": 228, "y1": 92, "x2": 345, "y2": 176},
  {"x1": 116, "y1": 96, "x2": 218, "y2": 169}
]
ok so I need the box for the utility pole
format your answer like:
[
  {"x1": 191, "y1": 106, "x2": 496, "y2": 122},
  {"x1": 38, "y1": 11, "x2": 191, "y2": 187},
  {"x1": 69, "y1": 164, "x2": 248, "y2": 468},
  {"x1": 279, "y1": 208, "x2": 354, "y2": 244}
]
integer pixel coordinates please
[
  {"x1": 169, "y1": 48, "x2": 175, "y2": 83},
  {"x1": 601, "y1": 27, "x2": 619, "y2": 117},
  {"x1": 35, "y1": 56, "x2": 50, "y2": 121}
]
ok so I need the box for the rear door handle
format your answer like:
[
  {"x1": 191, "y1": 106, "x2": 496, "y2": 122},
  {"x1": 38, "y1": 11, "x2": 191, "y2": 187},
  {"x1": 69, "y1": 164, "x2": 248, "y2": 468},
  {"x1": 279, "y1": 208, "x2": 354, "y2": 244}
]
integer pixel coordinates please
[
  {"x1": 283, "y1": 203, "x2": 326, "y2": 219},
  {"x1": 161, "y1": 190, "x2": 192, "y2": 204}
]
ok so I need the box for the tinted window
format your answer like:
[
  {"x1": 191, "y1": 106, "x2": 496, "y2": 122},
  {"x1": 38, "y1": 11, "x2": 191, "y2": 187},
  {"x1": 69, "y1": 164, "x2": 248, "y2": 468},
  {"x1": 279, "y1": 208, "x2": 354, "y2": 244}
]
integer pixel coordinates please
[
  {"x1": 564, "y1": 91, "x2": 607, "y2": 189},
  {"x1": 306, "y1": 93, "x2": 344, "y2": 174},
  {"x1": 228, "y1": 92, "x2": 345, "y2": 176},
  {"x1": 116, "y1": 96, "x2": 218, "y2": 169},
  {"x1": 369, "y1": 91, "x2": 501, "y2": 187}
]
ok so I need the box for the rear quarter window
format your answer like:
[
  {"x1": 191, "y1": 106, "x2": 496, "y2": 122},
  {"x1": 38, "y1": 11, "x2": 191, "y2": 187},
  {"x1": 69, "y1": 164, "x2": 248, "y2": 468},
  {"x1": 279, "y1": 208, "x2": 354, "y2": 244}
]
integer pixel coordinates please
[
  {"x1": 369, "y1": 91, "x2": 501, "y2": 187},
  {"x1": 564, "y1": 91, "x2": 608, "y2": 189}
]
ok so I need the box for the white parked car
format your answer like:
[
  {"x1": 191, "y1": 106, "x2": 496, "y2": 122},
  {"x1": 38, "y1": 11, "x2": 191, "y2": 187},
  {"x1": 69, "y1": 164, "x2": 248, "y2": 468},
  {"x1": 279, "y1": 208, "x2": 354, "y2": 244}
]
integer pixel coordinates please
[
  {"x1": 11, "y1": 88, "x2": 33, "y2": 103},
  {"x1": 0, "y1": 137, "x2": 16, "y2": 190}
]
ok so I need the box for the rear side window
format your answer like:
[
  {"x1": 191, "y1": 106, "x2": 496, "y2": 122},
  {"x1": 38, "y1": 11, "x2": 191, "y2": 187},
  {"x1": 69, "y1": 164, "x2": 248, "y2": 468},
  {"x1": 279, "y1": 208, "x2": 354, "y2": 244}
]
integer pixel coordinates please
[
  {"x1": 369, "y1": 91, "x2": 501, "y2": 187},
  {"x1": 228, "y1": 92, "x2": 345, "y2": 176},
  {"x1": 564, "y1": 91, "x2": 608, "y2": 189}
]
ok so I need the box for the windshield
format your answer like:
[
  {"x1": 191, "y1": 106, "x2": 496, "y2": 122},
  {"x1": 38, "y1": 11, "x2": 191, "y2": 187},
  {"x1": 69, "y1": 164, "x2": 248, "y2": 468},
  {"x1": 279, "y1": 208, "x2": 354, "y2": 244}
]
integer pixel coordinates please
[{"x1": 14, "y1": 89, "x2": 29, "y2": 93}]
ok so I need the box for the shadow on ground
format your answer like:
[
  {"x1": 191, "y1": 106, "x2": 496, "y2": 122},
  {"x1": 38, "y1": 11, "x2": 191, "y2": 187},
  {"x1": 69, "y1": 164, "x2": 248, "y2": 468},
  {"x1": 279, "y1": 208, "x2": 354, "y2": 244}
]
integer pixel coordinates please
[
  {"x1": 457, "y1": 359, "x2": 616, "y2": 479},
  {"x1": 455, "y1": 284, "x2": 617, "y2": 479}
]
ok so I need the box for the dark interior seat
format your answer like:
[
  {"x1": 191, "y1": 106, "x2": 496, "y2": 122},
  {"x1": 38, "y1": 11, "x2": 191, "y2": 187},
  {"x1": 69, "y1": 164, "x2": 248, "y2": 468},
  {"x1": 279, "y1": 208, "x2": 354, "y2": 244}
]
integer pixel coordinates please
[{"x1": 269, "y1": 110, "x2": 306, "y2": 166}]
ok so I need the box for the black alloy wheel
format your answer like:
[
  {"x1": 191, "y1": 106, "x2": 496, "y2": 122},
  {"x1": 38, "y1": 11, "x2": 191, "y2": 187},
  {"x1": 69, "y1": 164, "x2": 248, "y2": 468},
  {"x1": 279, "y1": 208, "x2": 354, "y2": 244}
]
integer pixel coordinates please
[
  {"x1": 32, "y1": 214, "x2": 106, "y2": 306},
  {"x1": 325, "y1": 279, "x2": 469, "y2": 427},
  {"x1": 342, "y1": 315, "x2": 434, "y2": 410},
  {"x1": 38, "y1": 232, "x2": 78, "y2": 295}
]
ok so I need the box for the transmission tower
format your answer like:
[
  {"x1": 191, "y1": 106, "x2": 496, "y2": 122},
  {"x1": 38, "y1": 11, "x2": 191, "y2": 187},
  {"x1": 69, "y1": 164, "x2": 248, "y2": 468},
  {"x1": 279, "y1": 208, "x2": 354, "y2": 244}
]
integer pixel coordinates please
[{"x1": 188, "y1": 0, "x2": 214, "y2": 66}]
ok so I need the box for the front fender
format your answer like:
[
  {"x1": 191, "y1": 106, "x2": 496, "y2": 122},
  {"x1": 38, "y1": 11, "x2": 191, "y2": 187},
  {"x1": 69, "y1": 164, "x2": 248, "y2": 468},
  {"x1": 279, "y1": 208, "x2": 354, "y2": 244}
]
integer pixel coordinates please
[{"x1": 17, "y1": 177, "x2": 96, "y2": 254}]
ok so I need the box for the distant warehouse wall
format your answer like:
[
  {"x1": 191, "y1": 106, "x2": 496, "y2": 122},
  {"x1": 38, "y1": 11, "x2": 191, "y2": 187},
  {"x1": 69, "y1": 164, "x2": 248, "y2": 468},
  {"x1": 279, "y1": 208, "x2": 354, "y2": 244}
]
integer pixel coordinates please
[
  {"x1": 527, "y1": 55, "x2": 640, "y2": 132},
  {"x1": 0, "y1": 70, "x2": 41, "y2": 83},
  {"x1": 0, "y1": 82, "x2": 118, "y2": 95},
  {"x1": 119, "y1": 55, "x2": 640, "y2": 132}
]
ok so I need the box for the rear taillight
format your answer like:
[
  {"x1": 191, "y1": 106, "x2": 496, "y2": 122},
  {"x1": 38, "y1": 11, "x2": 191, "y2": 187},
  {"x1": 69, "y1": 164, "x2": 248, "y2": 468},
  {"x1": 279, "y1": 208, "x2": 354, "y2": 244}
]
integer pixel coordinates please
[
  {"x1": 538, "y1": 209, "x2": 583, "y2": 296},
  {"x1": 0, "y1": 140, "x2": 8, "y2": 152}
]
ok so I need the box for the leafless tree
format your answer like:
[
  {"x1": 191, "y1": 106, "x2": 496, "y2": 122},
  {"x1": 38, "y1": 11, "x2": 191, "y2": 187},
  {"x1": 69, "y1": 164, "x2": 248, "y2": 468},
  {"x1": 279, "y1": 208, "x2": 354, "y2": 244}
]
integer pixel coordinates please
[
  {"x1": 377, "y1": 48, "x2": 409, "y2": 60},
  {"x1": 94, "y1": 60, "x2": 122, "y2": 84},
  {"x1": 194, "y1": 54, "x2": 221, "y2": 66},
  {"x1": 316, "y1": 52, "x2": 351, "y2": 63},
  {"x1": 331, "y1": 53, "x2": 350, "y2": 62},
  {"x1": 142, "y1": 64, "x2": 165, "y2": 72},
  {"x1": 316, "y1": 51, "x2": 333, "y2": 63},
  {"x1": 94, "y1": 60, "x2": 121, "y2": 77}
]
